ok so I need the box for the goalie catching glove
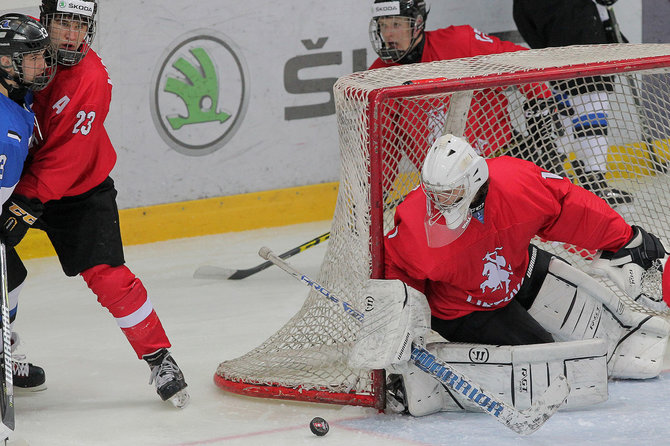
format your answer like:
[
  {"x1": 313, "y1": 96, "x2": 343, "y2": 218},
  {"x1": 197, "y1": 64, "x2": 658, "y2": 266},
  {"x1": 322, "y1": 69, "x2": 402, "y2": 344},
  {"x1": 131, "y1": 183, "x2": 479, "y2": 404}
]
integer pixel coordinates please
[
  {"x1": 0, "y1": 194, "x2": 43, "y2": 247},
  {"x1": 590, "y1": 225, "x2": 669, "y2": 308},
  {"x1": 348, "y1": 279, "x2": 431, "y2": 370}
]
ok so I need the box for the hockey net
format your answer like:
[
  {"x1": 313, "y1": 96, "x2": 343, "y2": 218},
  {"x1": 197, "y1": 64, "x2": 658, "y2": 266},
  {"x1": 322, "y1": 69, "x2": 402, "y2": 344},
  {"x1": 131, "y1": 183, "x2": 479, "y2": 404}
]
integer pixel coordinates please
[{"x1": 215, "y1": 44, "x2": 670, "y2": 409}]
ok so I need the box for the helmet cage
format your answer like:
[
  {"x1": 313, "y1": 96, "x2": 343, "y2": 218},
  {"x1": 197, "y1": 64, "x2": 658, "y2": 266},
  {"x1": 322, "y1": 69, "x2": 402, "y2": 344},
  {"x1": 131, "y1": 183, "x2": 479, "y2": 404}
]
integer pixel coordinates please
[
  {"x1": 420, "y1": 134, "x2": 489, "y2": 247},
  {"x1": 41, "y1": 0, "x2": 97, "y2": 66},
  {"x1": 369, "y1": 1, "x2": 427, "y2": 63},
  {"x1": 5, "y1": 47, "x2": 57, "y2": 91},
  {"x1": 0, "y1": 14, "x2": 57, "y2": 91},
  {"x1": 369, "y1": 16, "x2": 424, "y2": 63},
  {"x1": 422, "y1": 168, "x2": 483, "y2": 229}
]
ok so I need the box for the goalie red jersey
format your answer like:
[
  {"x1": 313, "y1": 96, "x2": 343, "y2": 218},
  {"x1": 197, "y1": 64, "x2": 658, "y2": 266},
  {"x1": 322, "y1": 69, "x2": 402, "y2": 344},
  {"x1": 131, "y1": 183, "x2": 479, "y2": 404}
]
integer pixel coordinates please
[
  {"x1": 16, "y1": 49, "x2": 116, "y2": 202},
  {"x1": 370, "y1": 25, "x2": 552, "y2": 157},
  {"x1": 384, "y1": 156, "x2": 633, "y2": 320}
]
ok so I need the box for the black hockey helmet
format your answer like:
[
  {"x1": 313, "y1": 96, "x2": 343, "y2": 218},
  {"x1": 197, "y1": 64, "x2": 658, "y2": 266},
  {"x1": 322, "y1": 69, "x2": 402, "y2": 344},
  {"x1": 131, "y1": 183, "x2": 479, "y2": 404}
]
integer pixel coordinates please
[
  {"x1": 373, "y1": 0, "x2": 427, "y2": 21},
  {"x1": 0, "y1": 13, "x2": 56, "y2": 91},
  {"x1": 369, "y1": 0, "x2": 429, "y2": 63},
  {"x1": 40, "y1": 0, "x2": 97, "y2": 66}
]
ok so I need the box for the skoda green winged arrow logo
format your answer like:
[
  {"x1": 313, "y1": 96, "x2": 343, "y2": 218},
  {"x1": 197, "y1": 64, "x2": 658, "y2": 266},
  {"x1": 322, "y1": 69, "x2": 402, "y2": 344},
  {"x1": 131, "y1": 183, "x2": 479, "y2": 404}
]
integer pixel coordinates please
[
  {"x1": 151, "y1": 30, "x2": 249, "y2": 156},
  {"x1": 164, "y1": 47, "x2": 231, "y2": 130}
]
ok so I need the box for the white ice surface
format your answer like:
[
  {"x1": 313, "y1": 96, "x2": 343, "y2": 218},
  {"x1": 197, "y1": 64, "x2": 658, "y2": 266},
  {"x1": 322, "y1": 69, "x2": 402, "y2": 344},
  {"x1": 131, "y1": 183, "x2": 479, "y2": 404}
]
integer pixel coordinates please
[{"x1": 9, "y1": 220, "x2": 670, "y2": 446}]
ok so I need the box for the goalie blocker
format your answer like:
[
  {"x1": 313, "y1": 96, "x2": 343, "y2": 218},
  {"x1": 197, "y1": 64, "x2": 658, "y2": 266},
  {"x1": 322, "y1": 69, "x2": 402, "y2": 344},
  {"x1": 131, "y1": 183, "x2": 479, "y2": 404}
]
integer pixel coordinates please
[{"x1": 351, "y1": 262, "x2": 669, "y2": 416}]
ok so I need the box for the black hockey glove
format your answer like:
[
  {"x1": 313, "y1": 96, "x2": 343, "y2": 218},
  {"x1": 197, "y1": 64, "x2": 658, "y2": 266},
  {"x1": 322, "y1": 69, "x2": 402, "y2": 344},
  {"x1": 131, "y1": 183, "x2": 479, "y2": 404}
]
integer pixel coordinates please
[
  {"x1": 521, "y1": 97, "x2": 565, "y2": 175},
  {"x1": 523, "y1": 97, "x2": 561, "y2": 143},
  {"x1": 0, "y1": 194, "x2": 43, "y2": 247},
  {"x1": 600, "y1": 225, "x2": 668, "y2": 270}
]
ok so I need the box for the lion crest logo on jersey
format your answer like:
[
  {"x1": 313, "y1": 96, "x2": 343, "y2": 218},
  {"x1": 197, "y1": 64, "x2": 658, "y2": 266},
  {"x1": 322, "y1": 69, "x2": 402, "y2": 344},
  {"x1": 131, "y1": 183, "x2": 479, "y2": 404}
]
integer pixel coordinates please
[{"x1": 480, "y1": 247, "x2": 512, "y2": 293}]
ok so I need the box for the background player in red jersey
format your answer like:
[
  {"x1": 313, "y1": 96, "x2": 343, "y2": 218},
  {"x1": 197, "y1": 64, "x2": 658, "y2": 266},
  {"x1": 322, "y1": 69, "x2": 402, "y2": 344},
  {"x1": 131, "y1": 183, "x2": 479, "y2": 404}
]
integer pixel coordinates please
[
  {"x1": 368, "y1": 0, "x2": 629, "y2": 205},
  {"x1": 368, "y1": 1, "x2": 557, "y2": 177},
  {"x1": 0, "y1": 0, "x2": 189, "y2": 408}
]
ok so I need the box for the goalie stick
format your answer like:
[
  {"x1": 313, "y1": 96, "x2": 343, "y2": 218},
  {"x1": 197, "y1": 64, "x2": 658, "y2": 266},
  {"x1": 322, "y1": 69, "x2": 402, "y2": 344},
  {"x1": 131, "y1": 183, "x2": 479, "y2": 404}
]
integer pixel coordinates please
[
  {"x1": 193, "y1": 232, "x2": 330, "y2": 280},
  {"x1": 258, "y1": 246, "x2": 570, "y2": 436},
  {"x1": 0, "y1": 242, "x2": 14, "y2": 441}
]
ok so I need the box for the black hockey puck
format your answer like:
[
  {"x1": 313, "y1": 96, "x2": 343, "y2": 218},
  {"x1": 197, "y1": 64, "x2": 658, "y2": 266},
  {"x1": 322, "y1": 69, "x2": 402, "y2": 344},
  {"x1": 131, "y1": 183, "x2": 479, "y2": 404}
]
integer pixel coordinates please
[{"x1": 309, "y1": 417, "x2": 329, "y2": 436}]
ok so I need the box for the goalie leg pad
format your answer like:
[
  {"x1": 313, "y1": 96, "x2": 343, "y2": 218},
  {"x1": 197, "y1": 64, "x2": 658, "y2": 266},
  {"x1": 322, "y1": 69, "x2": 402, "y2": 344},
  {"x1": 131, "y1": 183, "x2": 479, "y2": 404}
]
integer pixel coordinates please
[
  {"x1": 348, "y1": 280, "x2": 431, "y2": 370},
  {"x1": 388, "y1": 338, "x2": 608, "y2": 416},
  {"x1": 608, "y1": 315, "x2": 670, "y2": 379},
  {"x1": 528, "y1": 259, "x2": 670, "y2": 378},
  {"x1": 386, "y1": 361, "x2": 445, "y2": 417}
]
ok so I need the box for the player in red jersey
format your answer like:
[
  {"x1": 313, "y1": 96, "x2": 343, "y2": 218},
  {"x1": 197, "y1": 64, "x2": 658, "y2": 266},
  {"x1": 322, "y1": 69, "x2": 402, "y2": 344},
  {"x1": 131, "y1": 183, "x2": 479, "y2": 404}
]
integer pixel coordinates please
[
  {"x1": 368, "y1": 1, "x2": 554, "y2": 172},
  {"x1": 361, "y1": 134, "x2": 669, "y2": 415},
  {"x1": 384, "y1": 133, "x2": 667, "y2": 345},
  {"x1": 368, "y1": 0, "x2": 628, "y2": 205},
  {"x1": 0, "y1": 0, "x2": 189, "y2": 408}
]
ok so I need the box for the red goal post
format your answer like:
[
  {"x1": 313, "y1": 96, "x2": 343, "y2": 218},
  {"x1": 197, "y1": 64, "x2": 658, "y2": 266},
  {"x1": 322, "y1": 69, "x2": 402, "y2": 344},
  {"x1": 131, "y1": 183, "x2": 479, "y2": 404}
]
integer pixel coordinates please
[{"x1": 215, "y1": 44, "x2": 670, "y2": 410}]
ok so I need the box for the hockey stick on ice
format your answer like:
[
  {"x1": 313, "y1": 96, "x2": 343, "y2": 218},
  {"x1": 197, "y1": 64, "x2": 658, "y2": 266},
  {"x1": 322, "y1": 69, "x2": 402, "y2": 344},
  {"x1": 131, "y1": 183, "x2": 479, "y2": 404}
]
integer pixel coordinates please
[
  {"x1": 0, "y1": 242, "x2": 14, "y2": 440},
  {"x1": 258, "y1": 246, "x2": 570, "y2": 436},
  {"x1": 194, "y1": 232, "x2": 330, "y2": 280}
]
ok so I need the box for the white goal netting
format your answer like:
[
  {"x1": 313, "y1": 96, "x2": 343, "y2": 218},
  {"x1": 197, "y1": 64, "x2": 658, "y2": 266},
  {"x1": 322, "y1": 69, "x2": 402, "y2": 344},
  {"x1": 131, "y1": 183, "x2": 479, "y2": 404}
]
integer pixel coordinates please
[{"x1": 215, "y1": 44, "x2": 670, "y2": 409}]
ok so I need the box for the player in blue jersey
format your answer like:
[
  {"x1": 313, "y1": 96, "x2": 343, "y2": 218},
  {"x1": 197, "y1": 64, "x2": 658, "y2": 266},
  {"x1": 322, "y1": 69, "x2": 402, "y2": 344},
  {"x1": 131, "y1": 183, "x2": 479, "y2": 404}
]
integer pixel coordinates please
[
  {"x1": 0, "y1": 13, "x2": 55, "y2": 394},
  {"x1": 0, "y1": 13, "x2": 54, "y2": 201}
]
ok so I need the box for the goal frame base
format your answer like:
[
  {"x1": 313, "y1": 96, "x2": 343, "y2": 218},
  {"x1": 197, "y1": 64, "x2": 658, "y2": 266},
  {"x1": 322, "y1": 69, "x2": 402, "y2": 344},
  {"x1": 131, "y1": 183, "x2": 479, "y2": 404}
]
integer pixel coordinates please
[{"x1": 214, "y1": 369, "x2": 386, "y2": 409}]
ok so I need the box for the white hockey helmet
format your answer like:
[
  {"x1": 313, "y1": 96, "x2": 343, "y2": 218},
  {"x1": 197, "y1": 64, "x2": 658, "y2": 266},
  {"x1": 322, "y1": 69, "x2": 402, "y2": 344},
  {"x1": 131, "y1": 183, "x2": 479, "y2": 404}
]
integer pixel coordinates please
[{"x1": 421, "y1": 134, "x2": 488, "y2": 247}]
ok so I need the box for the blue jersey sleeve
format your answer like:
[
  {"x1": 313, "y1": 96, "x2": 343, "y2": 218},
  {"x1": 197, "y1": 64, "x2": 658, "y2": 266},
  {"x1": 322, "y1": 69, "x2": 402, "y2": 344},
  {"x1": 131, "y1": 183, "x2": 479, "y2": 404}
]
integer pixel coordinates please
[{"x1": 0, "y1": 96, "x2": 34, "y2": 207}]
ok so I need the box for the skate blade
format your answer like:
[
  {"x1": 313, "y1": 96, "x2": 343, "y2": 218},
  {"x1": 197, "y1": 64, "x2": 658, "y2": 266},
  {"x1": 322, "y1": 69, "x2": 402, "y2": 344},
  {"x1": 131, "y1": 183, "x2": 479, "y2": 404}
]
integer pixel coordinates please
[{"x1": 169, "y1": 388, "x2": 190, "y2": 409}]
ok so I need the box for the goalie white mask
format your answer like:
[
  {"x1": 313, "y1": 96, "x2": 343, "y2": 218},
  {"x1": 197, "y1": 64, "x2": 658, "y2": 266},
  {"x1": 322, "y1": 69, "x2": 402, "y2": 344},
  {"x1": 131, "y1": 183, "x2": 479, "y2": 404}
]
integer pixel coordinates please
[{"x1": 421, "y1": 134, "x2": 488, "y2": 247}]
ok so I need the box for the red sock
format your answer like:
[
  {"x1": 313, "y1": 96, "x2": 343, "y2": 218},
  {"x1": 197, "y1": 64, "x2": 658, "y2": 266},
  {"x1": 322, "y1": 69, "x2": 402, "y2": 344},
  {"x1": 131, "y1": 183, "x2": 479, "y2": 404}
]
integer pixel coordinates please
[{"x1": 81, "y1": 264, "x2": 171, "y2": 358}]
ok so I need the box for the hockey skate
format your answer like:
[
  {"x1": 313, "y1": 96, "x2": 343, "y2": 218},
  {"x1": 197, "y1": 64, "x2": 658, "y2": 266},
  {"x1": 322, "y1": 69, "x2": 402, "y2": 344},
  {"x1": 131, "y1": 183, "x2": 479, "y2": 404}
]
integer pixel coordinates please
[
  {"x1": 12, "y1": 357, "x2": 46, "y2": 392},
  {"x1": 11, "y1": 332, "x2": 46, "y2": 392},
  {"x1": 586, "y1": 176, "x2": 633, "y2": 205},
  {"x1": 571, "y1": 160, "x2": 633, "y2": 205},
  {"x1": 144, "y1": 348, "x2": 189, "y2": 408},
  {"x1": 385, "y1": 373, "x2": 409, "y2": 414}
]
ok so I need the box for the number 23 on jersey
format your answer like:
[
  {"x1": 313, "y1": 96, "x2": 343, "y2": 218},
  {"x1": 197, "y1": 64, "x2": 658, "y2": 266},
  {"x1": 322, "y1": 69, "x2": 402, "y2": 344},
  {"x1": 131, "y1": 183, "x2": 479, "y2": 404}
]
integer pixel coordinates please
[{"x1": 52, "y1": 95, "x2": 96, "y2": 136}]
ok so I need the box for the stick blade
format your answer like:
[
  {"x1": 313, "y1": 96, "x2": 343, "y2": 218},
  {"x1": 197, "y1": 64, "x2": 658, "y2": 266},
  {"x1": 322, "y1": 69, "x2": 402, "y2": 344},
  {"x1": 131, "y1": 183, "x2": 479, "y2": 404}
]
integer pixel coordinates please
[
  {"x1": 193, "y1": 265, "x2": 237, "y2": 280},
  {"x1": 505, "y1": 374, "x2": 570, "y2": 435}
]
